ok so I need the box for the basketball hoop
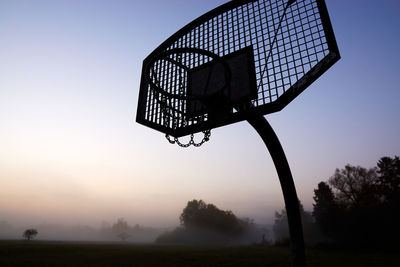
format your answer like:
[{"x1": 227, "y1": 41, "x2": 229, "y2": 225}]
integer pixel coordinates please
[{"x1": 144, "y1": 48, "x2": 231, "y2": 147}]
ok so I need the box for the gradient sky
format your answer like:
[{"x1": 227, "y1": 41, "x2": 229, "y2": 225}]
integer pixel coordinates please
[{"x1": 1, "y1": 0, "x2": 399, "y2": 228}]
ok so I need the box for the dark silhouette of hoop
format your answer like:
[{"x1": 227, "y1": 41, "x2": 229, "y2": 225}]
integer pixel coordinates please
[
  {"x1": 145, "y1": 47, "x2": 231, "y2": 104},
  {"x1": 144, "y1": 48, "x2": 232, "y2": 147}
]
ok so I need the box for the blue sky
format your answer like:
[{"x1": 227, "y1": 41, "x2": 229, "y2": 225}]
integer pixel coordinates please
[{"x1": 0, "y1": 0, "x2": 399, "y2": 227}]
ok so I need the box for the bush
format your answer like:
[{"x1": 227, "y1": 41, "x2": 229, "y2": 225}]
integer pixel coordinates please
[{"x1": 23, "y1": 229, "x2": 38, "y2": 240}]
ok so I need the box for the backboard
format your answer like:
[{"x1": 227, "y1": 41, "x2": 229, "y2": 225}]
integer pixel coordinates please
[{"x1": 137, "y1": 0, "x2": 340, "y2": 138}]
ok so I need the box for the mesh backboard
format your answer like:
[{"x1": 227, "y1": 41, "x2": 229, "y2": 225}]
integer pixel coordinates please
[{"x1": 137, "y1": 0, "x2": 340, "y2": 137}]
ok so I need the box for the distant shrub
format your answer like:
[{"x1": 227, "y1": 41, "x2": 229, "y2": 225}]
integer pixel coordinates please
[{"x1": 23, "y1": 229, "x2": 38, "y2": 240}]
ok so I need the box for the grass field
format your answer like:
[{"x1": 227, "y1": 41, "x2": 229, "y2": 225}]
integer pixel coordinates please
[{"x1": 0, "y1": 240, "x2": 398, "y2": 267}]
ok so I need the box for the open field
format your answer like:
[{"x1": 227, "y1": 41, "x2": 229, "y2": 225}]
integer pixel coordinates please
[{"x1": 0, "y1": 240, "x2": 399, "y2": 267}]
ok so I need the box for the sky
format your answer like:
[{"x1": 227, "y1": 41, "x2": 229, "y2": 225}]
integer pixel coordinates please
[{"x1": 0, "y1": 0, "x2": 399, "y2": 229}]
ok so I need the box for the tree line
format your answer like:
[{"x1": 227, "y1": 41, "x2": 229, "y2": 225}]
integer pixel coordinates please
[
  {"x1": 12, "y1": 155, "x2": 399, "y2": 248},
  {"x1": 274, "y1": 156, "x2": 400, "y2": 249}
]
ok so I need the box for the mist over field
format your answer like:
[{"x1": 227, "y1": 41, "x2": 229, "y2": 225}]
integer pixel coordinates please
[
  {"x1": 0, "y1": 219, "x2": 273, "y2": 245},
  {"x1": 0, "y1": 220, "x2": 159, "y2": 242}
]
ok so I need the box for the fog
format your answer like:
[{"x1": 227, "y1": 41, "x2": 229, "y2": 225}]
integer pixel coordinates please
[
  {"x1": 0, "y1": 219, "x2": 273, "y2": 245},
  {"x1": 156, "y1": 225, "x2": 273, "y2": 246},
  {"x1": 0, "y1": 220, "x2": 164, "y2": 243},
  {"x1": 0, "y1": 196, "x2": 277, "y2": 244}
]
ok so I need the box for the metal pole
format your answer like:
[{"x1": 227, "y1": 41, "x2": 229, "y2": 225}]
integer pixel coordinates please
[{"x1": 247, "y1": 115, "x2": 306, "y2": 267}]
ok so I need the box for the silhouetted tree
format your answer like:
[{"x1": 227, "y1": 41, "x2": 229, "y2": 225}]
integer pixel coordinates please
[
  {"x1": 328, "y1": 165, "x2": 379, "y2": 208},
  {"x1": 180, "y1": 199, "x2": 248, "y2": 235},
  {"x1": 23, "y1": 229, "x2": 38, "y2": 240},
  {"x1": 312, "y1": 157, "x2": 400, "y2": 248},
  {"x1": 312, "y1": 182, "x2": 340, "y2": 237},
  {"x1": 377, "y1": 156, "x2": 400, "y2": 203},
  {"x1": 157, "y1": 199, "x2": 257, "y2": 245},
  {"x1": 327, "y1": 165, "x2": 380, "y2": 245},
  {"x1": 376, "y1": 156, "x2": 400, "y2": 246},
  {"x1": 112, "y1": 218, "x2": 131, "y2": 241}
]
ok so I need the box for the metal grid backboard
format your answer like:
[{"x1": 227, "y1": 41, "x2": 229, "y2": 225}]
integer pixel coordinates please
[{"x1": 137, "y1": 0, "x2": 340, "y2": 137}]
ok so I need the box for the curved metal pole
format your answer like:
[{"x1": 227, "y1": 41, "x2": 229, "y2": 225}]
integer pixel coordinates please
[{"x1": 247, "y1": 115, "x2": 306, "y2": 267}]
